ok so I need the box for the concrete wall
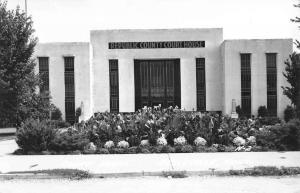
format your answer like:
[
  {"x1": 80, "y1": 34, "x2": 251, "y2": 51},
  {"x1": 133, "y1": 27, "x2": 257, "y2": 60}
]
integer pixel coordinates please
[
  {"x1": 90, "y1": 28, "x2": 223, "y2": 112},
  {"x1": 221, "y1": 39, "x2": 293, "y2": 118},
  {"x1": 34, "y1": 43, "x2": 91, "y2": 120}
]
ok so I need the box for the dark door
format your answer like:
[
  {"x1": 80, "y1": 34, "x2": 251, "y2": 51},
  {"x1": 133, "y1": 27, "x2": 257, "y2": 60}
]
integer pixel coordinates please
[{"x1": 134, "y1": 59, "x2": 180, "y2": 111}]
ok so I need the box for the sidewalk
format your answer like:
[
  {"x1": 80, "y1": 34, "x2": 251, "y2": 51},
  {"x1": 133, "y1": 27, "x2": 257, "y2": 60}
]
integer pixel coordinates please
[{"x1": 0, "y1": 140, "x2": 300, "y2": 178}]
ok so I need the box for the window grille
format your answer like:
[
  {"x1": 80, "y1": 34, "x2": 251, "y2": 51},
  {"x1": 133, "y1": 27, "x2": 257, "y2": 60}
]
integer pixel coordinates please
[
  {"x1": 38, "y1": 57, "x2": 49, "y2": 93},
  {"x1": 241, "y1": 54, "x2": 251, "y2": 117},
  {"x1": 109, "y1": 59, "x2": 119, "y2": 113},
  {"x1": 266, "y1": 53, "x2": 277, "y2": 117},
  {"x1": 64, "y1": 56, "x2": 75, "y2": 124},
  {"x1": 196, "y1": 58, "x2": 206, "y2": 111}
]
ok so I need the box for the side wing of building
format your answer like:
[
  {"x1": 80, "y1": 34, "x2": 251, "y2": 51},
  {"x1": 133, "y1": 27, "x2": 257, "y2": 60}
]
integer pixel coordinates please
[
  {"x1": 34, "y1": 42, "x2": 92, "y2": 123},
  {"x1": 221, "y1": 39, "x2": 293, "y2": 118}
]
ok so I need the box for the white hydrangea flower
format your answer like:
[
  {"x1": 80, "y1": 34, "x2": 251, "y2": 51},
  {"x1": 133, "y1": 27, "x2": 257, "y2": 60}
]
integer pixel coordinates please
[
  {"x1": 117, "y1": 140, "x2": 130, "y2": 148},
  {"x1": 104, "y1": 140, "x2": 115, "y2": 148},
  {"x1": 157, "y1": 137, "x2": 167, "y2": 146},
  {"x1": 233, "y1": 136, "x2": 246, "y2": 146},
  {"x1": 247, "y1": 136, "x2": 256, "y2": 144},
  {"x1": 86, "y1": 142, "x2": 97, "y2": 151},
  {"x1": 140, "y1": 139, "x2": 149, "y2": 146},
  {"x1": 194, "y1": 137, "x2": 207, "y2": 146},
  {"x1": 174, "y1": 136, "x2": 187, "y2": 146}
]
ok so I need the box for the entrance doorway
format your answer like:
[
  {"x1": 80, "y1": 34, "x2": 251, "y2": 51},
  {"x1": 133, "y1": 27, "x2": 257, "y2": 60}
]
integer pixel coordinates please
[{"x1": 134, "y1": 59, "x2": 181, "y2": 111}]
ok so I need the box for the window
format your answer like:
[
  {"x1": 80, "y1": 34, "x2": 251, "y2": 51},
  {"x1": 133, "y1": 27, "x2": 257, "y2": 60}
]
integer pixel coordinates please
[
  {"x1": 266, "y1": 53, "x2": 277, "y2": 117},
  {"x1": 64, "y1": 56, "x2": 75, "y2": 124},
  {"x1": 38, "y1": 57, "x2": 49, "y2": 93},
  {"x1": 196, "y1": 58, "x2": 206, "y2": 111},
  {"x1": 241, "y1": 53, "x2": 251, "y2": 117},
  {"x1": 109, "y1": 59, "x2": 119, "y2": 113}
]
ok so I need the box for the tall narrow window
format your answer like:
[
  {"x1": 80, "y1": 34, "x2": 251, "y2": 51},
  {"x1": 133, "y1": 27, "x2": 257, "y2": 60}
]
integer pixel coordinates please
[
  {"x1": 64, "y1": 56, "x2": 75, "y2": 124},
  {"x1": 38, "y1": 57, "x2": 49, "y2": 93},
  {"x1": 196, "y1": 58, "x2": 206, "y2": 111},
  {"x1": 109, "y1": 59, "x2": 119, "y2": 113},
  {"x1": 266, "y1": 53, "x2": 277, "y2": 117},
  {"x1": 241, "y1": 53, "x2": 251, "y2": 117}
]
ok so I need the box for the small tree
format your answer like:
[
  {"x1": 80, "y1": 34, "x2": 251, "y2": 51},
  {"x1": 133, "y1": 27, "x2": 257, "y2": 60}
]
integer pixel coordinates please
[
  {"x1": 291, "y1": 1, "x2": 300, "y2": 49},
  {"x1": 0, "y1": 2, "x2": 51, "y2": 126},
  {"x1": 282, "y1": 53, "x2": 300, "y2": 107},
  {"x1": 258, "y1": 106, "x2": 268, "y2": 118}
]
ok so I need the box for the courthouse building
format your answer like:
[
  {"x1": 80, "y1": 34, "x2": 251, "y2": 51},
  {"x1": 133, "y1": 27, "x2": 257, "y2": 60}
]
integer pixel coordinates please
[{"x1": 34, "y1": 28, "x2": 293, "y2": 123}]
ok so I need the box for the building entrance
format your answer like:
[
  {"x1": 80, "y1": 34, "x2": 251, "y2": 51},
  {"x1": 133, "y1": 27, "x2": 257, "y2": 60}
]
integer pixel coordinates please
[{"x1": 134, "y1": 59, "x2": 181, "y2": 111}]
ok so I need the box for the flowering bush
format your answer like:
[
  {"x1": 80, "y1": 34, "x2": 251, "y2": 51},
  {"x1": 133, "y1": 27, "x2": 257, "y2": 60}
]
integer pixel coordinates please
[
  {"x1": 157, "y1": 137, "x2": 168, "y2": 146},
  {"x1": 194, "y1": 137, "x2": 207, "y2": 146},
  {"x1": 117, "y1": 140, "x2": 130, "y2": 148},
  {"x1": 15, "y1": 106, "x2": 300, "y2": 154},
  {"x1": 174, "y1": 136, "x2": 187, "y2": 146},
  {"x1": 233, "y1": 136, "x2": 246, "y2": 146},
  {"x1": 104, "y1": 140, "x2": 115, "y2": 148}
]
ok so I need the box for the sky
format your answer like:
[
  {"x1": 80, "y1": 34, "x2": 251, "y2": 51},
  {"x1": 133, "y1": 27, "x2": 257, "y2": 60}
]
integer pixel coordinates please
[{"x1": 5, "y1": 0, "x2": 300, "y2": 47}]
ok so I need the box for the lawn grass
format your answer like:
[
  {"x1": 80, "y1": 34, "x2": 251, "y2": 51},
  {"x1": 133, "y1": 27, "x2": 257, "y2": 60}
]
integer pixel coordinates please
[
  {"x1": 7, "y1": 169, "x2": 92, "y2": 180},
  {"x1": 228, "y1": 166, "x2": 300, "y2": 176}
]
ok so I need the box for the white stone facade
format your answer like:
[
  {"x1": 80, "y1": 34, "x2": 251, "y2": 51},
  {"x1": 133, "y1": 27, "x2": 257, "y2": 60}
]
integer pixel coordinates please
[{"x1": 34, "y1": 28, "x2": 293, "y2": 120}]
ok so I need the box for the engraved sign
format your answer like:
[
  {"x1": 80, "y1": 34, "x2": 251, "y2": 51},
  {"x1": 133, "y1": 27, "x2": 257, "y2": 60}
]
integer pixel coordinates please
[{"x1": 108, "y1": 41, "x2": 205, "y2": 49}]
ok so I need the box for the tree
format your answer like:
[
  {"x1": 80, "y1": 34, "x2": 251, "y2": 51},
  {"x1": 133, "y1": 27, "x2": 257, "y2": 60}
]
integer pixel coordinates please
[
  {"x1": 0, "y1": 1, "x2": 51, "y2": 127},
  {"x1": 291, "y1": 1, "x2": 300, "y2": 49},
  {"x1": 282, "y1": 53, "x2": 300, "y2": 107}
]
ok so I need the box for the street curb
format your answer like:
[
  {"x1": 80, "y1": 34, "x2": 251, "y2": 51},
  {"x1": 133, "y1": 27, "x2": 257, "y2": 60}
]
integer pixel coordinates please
[{"x1": 0, "y1": 170, "x2": 227, "y2": 180}]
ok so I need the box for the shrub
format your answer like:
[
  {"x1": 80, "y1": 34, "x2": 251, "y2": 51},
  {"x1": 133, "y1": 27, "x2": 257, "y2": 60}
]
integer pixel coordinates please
[
  {"x1": 284, "y1": 106, "x2": 297, "y2": 122},
  {"x1": 127, "y1": 135, "x2": 140, "y2": 147},
  {"x1": 126, "y1": 147, "x2": 138, "y2": 154},
  {"x1": 110, "y1": 148, "x2": 126, "y2": 154},
  {"x1": 83, "y1": 142, "x2": 97, "y2": 154},
  {"x1": 255, "y1": 120, "x2": 300, "y2": 151},
  {"x1": 96, "y1": 148, "x2": 110, "y2": 154},
  {"x1": 51, "y1": 106, "x2": 62, "y2": 120},
  {"x1": 259, "y1": 117, "x2": 281, "y2": 125},
  {"x1": 236, "y1": 105, "x2": 243, "y2": 117},
  {"x1": 49, "y1": 129, "x2": 89, "y2": 152},
  {"x1": 16, "y1": 119, "x2": 57, "y2": 152},
  {"x1": 281, "y1": 119, "x2": 300, "y2": 150},
  {"x1": 258, "y1": 106, "x2": 268, "y2": 117},
  {"x1": 75, "y1": 107, "x2": 82, "y2": 123},
  {"x1": 180, "y1": 145, "x2": 193, "y2": 153},
  {"x1": 160, "y1": 145, "x2": 176, "y2": 153},
  {"x1": 49, "y1": 120, "x2": 71, "y2": 128},
  {"x1": 140, "y1": 148, "x2": 151, "y2": 154},
  {"x1": 150, "y1": 145, "x2": 164, "y2": 153}
]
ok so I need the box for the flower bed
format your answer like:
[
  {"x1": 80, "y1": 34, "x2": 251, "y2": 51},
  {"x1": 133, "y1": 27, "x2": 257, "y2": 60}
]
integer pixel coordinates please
[{"x1": 15, "y1": 106, "x2": 300, "y2": 155}]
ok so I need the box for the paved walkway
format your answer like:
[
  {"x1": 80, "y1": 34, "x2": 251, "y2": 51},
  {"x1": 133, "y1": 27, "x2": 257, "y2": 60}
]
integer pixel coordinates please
[{"x1": 0, "y1": 140, "x2": 300, "y2": 176}]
